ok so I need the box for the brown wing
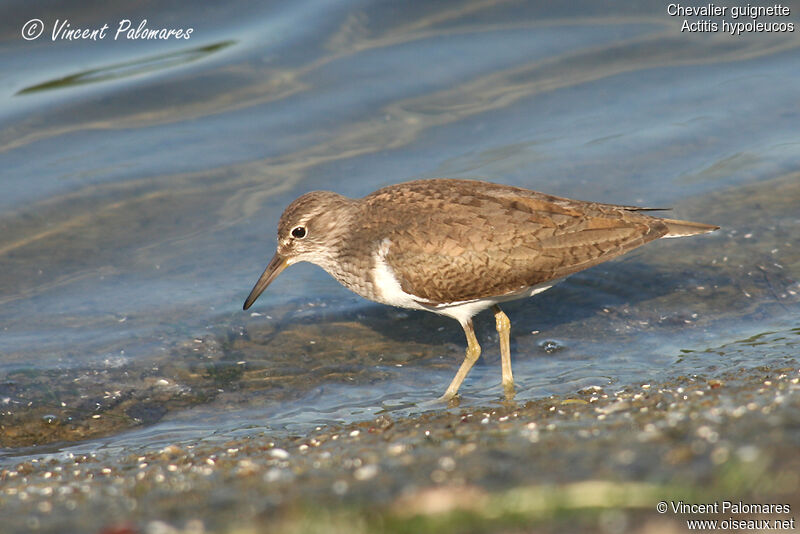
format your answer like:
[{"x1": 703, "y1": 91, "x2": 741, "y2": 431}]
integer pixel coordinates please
[{"x1": 354, "y1": 179, "x2": 670, "y2": 304}]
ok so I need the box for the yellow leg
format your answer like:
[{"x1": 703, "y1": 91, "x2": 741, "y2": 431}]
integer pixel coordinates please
[
  {"x1": 493, "y1": 305, "x2": 515, "y2": 399},
  {"x1": 440, "y1": 319, "x2": 481, "y2": 401}
]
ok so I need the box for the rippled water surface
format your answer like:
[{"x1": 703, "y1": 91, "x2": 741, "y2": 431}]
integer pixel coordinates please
[{"x1": 1, "y1": 0, "x2": 799, "y2": 462}]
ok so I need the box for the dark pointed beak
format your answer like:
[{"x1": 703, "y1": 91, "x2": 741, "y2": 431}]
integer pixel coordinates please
[{"x1": 243, "y1": 253, "x2": 289, "y2": 310}]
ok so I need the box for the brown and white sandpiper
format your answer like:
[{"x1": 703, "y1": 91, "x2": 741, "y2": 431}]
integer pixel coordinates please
[{"x1": 243, "y1": 179, "x2": 718, "y2": 400}]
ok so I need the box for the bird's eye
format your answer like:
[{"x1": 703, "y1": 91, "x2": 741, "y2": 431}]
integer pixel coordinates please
[{"x1": 291, "y1": 226, "x2": 307, "y2": 239}]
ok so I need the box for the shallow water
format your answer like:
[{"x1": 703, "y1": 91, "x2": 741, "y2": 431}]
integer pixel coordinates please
[{"x1": 1, "y1": 0, "x2": 799, "y2": 467}]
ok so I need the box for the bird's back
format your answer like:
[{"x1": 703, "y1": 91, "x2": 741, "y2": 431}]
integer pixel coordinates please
[{"x1": 350, "y1": 179, "x2": 714, "y2": 304}]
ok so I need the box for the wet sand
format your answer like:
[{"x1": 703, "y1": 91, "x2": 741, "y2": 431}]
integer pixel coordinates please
[{"x1": 3, "y1": 362, "x2": 798, "y2": 533}]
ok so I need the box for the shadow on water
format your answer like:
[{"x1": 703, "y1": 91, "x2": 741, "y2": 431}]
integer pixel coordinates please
[
  {"x1": 322, "y1": 259, "x2": 729, "y2": 346},
  {"x1": 16, "y1": 41, "x2": 235, "y2": 95}
]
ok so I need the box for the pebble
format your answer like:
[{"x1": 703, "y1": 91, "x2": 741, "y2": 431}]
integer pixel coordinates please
[{"x1": 268, "y1": 448, "x2": 290, "y2": 460}]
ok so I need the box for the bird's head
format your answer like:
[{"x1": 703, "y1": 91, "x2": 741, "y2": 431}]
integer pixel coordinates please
[{"x1": 243, "y1": 190, "x2": 352, "y2": 310}]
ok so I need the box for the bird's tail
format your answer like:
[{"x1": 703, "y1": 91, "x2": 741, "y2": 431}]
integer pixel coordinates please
[{"x1": 660, "y1": 217, "x2": 719, "y2": 238}]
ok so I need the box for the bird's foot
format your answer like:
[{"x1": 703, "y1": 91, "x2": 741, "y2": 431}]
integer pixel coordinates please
[
  {"x1": 502, "y1": 381, "x2": 516, "y2": 401},
  {"x1": 434, "y1": 391, "x2": 461, "y2": 407}
]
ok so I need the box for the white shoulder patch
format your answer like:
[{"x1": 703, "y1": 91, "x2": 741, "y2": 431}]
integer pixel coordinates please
[
  {"x1": 370, "y1": 239, "x2": 561, "y2": 325},
  {"x1": 371, "y1": 239, "x2": 428, "y2": 310}
]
